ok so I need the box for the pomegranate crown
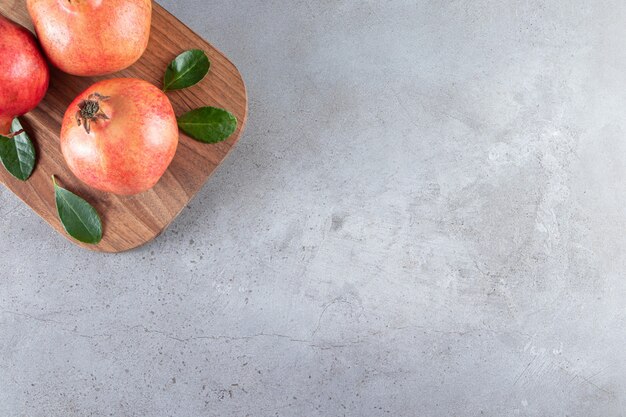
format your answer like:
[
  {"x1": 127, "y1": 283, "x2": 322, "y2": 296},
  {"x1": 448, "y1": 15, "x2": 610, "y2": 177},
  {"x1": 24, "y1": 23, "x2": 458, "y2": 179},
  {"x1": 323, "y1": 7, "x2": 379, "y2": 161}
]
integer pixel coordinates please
[{"x1": 75, "y1": 93, "x2": 110, "y2": 134}]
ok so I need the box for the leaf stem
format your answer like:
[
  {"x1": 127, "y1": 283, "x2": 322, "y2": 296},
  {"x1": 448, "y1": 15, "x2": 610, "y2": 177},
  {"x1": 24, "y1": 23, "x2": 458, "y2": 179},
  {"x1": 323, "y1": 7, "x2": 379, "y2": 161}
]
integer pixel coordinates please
[{"x1": 8, "y1": 129, "x2": 25, "y2": 138}]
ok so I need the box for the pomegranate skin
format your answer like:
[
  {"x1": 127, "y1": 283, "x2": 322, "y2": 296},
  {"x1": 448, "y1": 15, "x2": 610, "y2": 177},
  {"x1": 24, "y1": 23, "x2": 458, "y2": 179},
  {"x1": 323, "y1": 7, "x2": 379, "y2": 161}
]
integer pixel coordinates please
[
  {"x1": 0, "y1": 14, "x2": 50, "y2": 134},
  {"x1": 60, "y1": 78, "x2": 179, "y2": 196},
  {"x1": 27, "y1": 0, "x2": 152, "y2": 76}
]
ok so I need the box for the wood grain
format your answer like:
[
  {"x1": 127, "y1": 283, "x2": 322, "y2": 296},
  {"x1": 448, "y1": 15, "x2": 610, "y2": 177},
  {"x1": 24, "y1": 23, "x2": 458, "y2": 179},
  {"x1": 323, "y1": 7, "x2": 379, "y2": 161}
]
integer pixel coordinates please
[{"x1": 0, "y1": 1, "x2": 248, "y2": 253}]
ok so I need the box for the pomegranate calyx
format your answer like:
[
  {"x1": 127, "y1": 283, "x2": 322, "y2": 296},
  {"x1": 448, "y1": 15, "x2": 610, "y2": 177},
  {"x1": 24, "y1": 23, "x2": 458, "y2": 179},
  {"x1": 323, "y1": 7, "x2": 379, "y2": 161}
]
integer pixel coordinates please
[{"x1": 75, "y1": 93, "x2": 110, "y2": 134}]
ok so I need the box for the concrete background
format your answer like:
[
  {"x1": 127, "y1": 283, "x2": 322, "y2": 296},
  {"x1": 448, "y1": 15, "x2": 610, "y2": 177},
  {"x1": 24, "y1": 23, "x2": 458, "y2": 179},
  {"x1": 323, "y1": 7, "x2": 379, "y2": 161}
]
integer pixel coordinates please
[{"x1": 1, "y1": 0, "x2": 625, "y2": 415}]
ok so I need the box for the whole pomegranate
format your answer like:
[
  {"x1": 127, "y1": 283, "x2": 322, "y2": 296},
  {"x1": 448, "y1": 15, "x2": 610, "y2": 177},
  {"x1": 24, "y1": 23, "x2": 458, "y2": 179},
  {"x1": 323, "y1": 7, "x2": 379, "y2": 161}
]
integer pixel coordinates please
[
  {"x1": 27, "y1": 0, "x2": 152, "y2": 76},
  {"x1": 61, "y1": 78, "x2": 178, "y2": 196},
  {"x1": 0, "y1": 14, "x2": 49, "y2": 135}
]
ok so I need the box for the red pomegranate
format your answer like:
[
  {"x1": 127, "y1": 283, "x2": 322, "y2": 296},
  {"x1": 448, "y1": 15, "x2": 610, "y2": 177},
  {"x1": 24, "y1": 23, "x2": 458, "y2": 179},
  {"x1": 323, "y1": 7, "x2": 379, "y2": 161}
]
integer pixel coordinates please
[
  {"x1": 60, "y1": 78, "x2": 179, "y2": 196},
  {"x1": 0, "y1": 14, "x2": 49, "y2": 135},
  {"x1": 27, "y1": 0, "x2": 152, "y2": 76}
]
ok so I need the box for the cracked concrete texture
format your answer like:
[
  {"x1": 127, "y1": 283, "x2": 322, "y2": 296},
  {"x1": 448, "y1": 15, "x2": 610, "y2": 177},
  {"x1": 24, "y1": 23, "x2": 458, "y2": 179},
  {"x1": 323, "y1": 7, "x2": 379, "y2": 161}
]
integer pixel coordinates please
[{"x1": 1, "y1": 0, "x2": 625, "y2": 415}]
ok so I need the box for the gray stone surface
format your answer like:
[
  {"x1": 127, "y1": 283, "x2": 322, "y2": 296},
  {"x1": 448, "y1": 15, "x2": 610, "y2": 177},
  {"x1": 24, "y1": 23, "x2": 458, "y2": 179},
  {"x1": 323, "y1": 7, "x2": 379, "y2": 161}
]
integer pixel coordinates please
[{"x1": 1, "y1": 0, "x2": 625, "y2": 415}]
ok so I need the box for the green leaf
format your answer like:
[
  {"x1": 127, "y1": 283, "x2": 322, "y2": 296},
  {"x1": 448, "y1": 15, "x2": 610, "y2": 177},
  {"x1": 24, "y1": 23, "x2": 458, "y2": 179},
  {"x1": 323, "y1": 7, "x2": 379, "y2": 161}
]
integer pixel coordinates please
[
  {"x1": 177, "y1": 107, "x2": 237, "y2": 144},
  {"x1": 163, "y1": 49, "x2": 210, "y2": 91},
  {"x1": 0, "y1": 118, "x2": 36, "y2": 181},
  {"x1": 53, "y1": 176, "x2": 103, "y2": 244}
]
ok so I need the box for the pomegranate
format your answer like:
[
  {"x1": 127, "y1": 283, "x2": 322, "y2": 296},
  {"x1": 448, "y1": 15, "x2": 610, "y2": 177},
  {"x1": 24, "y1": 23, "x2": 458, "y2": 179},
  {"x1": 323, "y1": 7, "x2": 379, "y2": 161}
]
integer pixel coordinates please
[
  {"x1": 0, "y1": 14, "x2": 49, "y2": 135},
  {"x1": 27, "y1": 0, "x2": 152, "y2": 76},
  {"x1": 60, "y1": 78, "x2": 178, "y2": 196}
]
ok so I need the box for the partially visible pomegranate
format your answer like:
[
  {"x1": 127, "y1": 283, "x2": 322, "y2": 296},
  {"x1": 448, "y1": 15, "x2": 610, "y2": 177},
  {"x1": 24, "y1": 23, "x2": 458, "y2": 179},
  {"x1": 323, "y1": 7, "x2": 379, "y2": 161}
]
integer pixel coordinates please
[
  {"x1": 0, "y1": 14, "x2": 49, "y2": 135},
  {"x1": 60, "y1": 78, "x2": 178, "y2": 196},
  {"x1": 27, "y1": 0, "x2": 152, "y2": 76}
]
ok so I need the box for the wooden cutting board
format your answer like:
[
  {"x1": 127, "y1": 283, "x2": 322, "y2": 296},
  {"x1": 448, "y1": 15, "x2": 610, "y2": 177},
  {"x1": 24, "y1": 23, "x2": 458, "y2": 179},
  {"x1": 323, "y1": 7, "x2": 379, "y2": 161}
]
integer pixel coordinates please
[{"x1": 0, "y1": 1, "x2": 248, "y2": 253}]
